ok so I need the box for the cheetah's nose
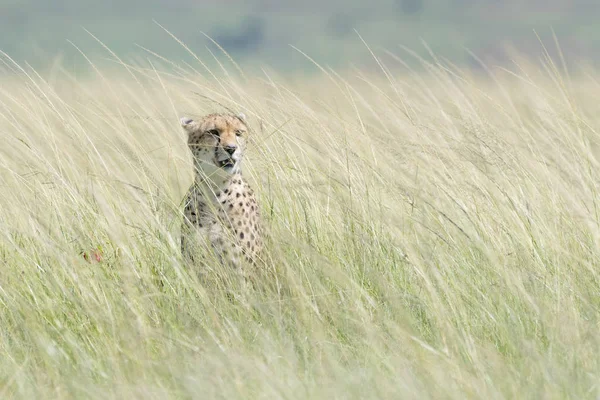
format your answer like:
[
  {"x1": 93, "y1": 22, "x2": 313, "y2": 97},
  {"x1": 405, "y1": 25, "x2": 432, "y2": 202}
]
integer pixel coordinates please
[{"x1": 224, "y1": 145, "x2": 237, "y2": 155}]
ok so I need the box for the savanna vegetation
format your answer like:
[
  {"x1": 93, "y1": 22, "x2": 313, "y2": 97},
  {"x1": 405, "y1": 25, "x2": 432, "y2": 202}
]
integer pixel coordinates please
[{"x1": 1, "y1": 40, "x2": 600, "y2": 398}]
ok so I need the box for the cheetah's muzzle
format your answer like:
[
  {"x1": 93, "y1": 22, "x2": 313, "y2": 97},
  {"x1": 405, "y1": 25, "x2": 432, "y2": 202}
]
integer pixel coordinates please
[{"x1": 217, "y1": 157, "x2": 235, "y2": 169}]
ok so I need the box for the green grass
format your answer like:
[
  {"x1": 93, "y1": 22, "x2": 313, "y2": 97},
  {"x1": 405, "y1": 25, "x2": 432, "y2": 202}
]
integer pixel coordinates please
[{"x1": 0, "y1": 43, "x2": 600, "y2": 399}]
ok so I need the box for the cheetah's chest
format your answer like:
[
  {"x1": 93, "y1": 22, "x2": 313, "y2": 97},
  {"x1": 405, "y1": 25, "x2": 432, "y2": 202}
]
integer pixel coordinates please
[{"x1": 182, "y1": 177, "x2": 262, "y2": 262}]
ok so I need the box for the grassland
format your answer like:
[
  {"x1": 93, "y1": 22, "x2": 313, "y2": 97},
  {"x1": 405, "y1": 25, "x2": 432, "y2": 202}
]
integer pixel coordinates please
[{"x1": 0, "y1": 45, "x2": 600, "y2": 399}]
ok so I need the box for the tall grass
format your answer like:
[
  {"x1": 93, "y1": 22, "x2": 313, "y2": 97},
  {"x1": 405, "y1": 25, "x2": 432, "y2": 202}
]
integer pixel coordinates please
[{"x1": 0, "y1": 45, "x2": 599, "y2": 398}]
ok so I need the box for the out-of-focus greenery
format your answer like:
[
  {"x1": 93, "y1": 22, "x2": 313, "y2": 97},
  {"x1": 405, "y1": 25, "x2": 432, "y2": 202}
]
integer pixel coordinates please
[{"x1": 2, "y1": 0, "x2": 600, "y2": 73}]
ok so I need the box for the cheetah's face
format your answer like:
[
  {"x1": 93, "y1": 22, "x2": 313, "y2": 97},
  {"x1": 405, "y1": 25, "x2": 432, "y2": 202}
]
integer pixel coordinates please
[{"x1": 180, "y1": 113, "x2": 248, "y2": 178}]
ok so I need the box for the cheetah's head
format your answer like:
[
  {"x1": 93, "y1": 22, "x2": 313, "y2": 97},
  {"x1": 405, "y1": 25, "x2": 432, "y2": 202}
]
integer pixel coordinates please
[{"x1": 180, "y1": 113, "x2": 248, "y2": 180}]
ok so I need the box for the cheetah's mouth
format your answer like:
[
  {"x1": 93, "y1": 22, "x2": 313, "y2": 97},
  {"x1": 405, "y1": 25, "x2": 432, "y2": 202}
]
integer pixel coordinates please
[{"x1": 217, "y1": 158, "x2": 235, "y2": 169}]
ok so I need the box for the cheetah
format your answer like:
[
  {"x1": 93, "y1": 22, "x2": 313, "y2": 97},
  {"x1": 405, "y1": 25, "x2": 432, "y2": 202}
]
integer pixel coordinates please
[{"x1": 180, "y1": 113, "x2": 262, "y2": 271}]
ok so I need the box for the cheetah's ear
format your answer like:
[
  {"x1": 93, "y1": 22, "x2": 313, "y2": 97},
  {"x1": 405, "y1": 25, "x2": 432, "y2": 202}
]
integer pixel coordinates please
[
  {"x1": 236, "y1": 113, "x2": 247, "y2": 123},
  {"x1": 180, "y1": 116, "x2": 199, "y2": 133}
]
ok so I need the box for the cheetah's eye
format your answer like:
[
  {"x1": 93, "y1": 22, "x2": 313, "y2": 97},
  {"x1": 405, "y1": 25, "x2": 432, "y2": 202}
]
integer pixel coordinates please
[
  {"x1": 206, "y1": 129, "x2": 219, "y2": 136},
  {"x1": 235, "y1": 130, "x2": 243, "y2": 137}
]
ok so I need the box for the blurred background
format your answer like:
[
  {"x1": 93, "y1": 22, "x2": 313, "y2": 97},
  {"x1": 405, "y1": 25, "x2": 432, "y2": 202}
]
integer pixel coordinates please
[{"x1": 2, "y1": 0, "x2": 600, "y2": 73}]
